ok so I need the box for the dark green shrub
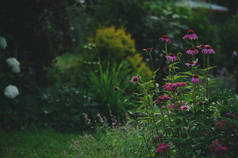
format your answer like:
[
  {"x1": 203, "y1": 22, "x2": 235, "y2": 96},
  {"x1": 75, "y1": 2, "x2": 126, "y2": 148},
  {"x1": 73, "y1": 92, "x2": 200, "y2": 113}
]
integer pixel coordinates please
[
  {"x1": 40, "y1": 85, "x2": 98, "y2": 132},
  {"x1": 91, "y1": 0, "x2": 147, "y2": 47},
  {"x1": 216, "y1": 16, "x2": 238, "y2": 72}
]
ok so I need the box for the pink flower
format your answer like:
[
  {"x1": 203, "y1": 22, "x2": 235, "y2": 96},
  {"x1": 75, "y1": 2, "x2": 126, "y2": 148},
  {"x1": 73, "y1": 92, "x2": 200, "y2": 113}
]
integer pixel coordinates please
[
  {"x1": 209, "y1": 141, "x2": 228, "y2": 154},
  {"x1": 159, "y1": 35, "x2": 171, "y2": 43},
  {"x1": 214, "y1": 120, "x2": 227, "y2": 130},
  {"x1": 154, "y1": 94, "x2": 171, "y2": 104},
  {"x1": 159, "y1": 94, "x2": 171, "y2": 100},
  {"x1": 166, "y1": 53, "x2": 178, "y2": 62},
  {"x1": 130, "y1": 75, "x2": 140, "y2": 83},
  {"x1": 180, "y1": 105, "x2": 190, "y2": 111},
  {"x1": 225, "y1": 112, "x2": 232, "y2": 117},
  {"x1": 155, "y1": 143, "x2": 170, "y2": 153},
  {"x1": 163, "y1": 82, "x2": 187, "y2": 91},
  {"x1": 175, "y1": 82, "x2": 187, "y2": 87},
  {"x1": 191, "y1": 74, "x2": 200, "y2": 84},
  {"x1": 186, "y1": 48, "x2": 199, "y2": 55},
  {"x1": 143, "y1": 48, "x2": 153, "y2": 52},
  {"x1": 154, "y1": 98, "x2": 160, "y2": 104},
  {"x1": 163, "y1": 83, "x2": 176, "y2": 91},
  {"x1": 201, "y1": 45, "x2": 215, "y2": 54},
  {"x1": 185, "y1": 60, "x2": 197, "y2": 67},
  {"x1": 168, "y1": 104, "x2": 176, "y2": 109},
  {"x1": 183, "y1": 29, "x2": 198, "y2": 40},
  {"x1": 196, "y1": 44, "x2": 205, "y2": 49}
]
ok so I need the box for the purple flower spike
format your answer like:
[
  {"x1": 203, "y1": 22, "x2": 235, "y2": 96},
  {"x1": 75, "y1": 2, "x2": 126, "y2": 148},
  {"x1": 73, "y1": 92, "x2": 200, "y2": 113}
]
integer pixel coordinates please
[
  {"x1": 159, "y1": 35, "x2": 171, "y2": 43},
  {"x1": 191, "y1": 74, "x2": 200, "y2": 84},
  {"x1": 202, "y1": 45, "x2": 215, "y2": 54},
  {"x1": 186, "y1": 48, "x2": 199, "y2": 55},
  {"x1": 183, "y1": 29, "x2": 198, "y2": 40},
  {"x1": 166, "y1": 53, "x2": 178, "y2": 62}
]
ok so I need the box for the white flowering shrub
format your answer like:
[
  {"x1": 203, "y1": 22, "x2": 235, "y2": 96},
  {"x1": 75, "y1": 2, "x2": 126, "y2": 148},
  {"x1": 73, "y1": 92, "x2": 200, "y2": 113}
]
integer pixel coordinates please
[
  {"x1": 0, "y1": 36, "x2": 22, "y2": 129},
  {"x1": 4, "y1": 85, "x2": 19, "y2": 99},
  {"x1": 0, "y1": 37, "x2": 20, "y2": 99},
  {"x1": 6, "y1": 57, "x2": 21, "y2": 73}
]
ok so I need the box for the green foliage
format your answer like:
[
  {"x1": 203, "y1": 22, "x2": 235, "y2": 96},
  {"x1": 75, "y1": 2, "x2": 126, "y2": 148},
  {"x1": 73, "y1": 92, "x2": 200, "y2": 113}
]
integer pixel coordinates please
[
  {"x1": 128, "y1": 29, "x2": 238, "y2": 157},
  {"x1": 40, "y1": 85, "x2": 98, "y2": 132},
  {"x1": 127, "y1": 53, "x2": 153, "y2": 79},
  {"x1": 91, "y1": 0, "x2": 147, "y2": 45},
  {"x1": 91, "y1": 26, "x2": 136, "y2": 61},
  {"x1": 89, "y1": 62, "x2": 133, "y2": 120},
  {"x1": 216, "y1": 16, "x2": 238, "y2": 72},
  {"x1": 46, "y1": 53, "x2": 83, "y2": 85}
]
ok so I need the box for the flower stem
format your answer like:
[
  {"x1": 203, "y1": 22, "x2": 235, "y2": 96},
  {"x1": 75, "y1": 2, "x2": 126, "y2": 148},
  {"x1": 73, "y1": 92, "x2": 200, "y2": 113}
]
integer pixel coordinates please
[
  {"x1": 165, "y1": 43, "x2": 168, "y2": 55},
  {"x1": 206, "y1": 55, "x2": 210, "y2": 98}
]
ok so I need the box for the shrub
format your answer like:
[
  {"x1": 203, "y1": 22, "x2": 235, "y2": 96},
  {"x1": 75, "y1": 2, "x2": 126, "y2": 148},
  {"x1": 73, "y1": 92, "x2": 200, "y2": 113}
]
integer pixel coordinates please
[
  {"x1": 40, "y1": 85, "x2": 98, "y2": 132},
  {"x1": 46, "y1": 53, "x2": 83, "y2": 85},
  {"x1": 91, "y1": 0, "x2": 147, "y2": 46},
  {"x1": 127, "y1": 53, "x2": 152, "y2": 79},
  {"x1": 217, "y1": 16, "x2": 238, "y2": 72},
  {"x1": 92, "y1": 26, "x2": 136, "y2": 61}
]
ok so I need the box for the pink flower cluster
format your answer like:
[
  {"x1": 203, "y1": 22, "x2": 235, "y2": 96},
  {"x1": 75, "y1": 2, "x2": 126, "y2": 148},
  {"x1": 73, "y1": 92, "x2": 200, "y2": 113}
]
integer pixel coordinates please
[
  {"x1": 154, "y1": 94, "x2": 171, "y2": 104},
  {"x1": 183, "y1": 29, "x2": 198, "y2": 40},
  {"x1": 214, "y1": 120, "x2": 227, "y2": 130},
  {"x1": 191, "y1": 74, "x2": 200, "y2": 84},
  {"x1": 159, "y1": 35, "x2": 171, "y2": 43},
  {"x1": 225, "y1": 112, "x2": 232, "y2": 117},
  {"x1": 166, "y1": 53, "x2": 178, "y2": 62},
  {"x1": 197, "y1": 44, "x2": 215, "y2": 54},
  {"x1": 163, "y1": 82, "x2": 187, "y2": 91},
  {"x1": 180, "y1": 105, "x2": 190, "y2": 111},
  {"x1": 185, "y1": 60, "x2": 197, "y2": 67},
  {"x1": 130, "y1": 75, "x2": 141, "y2": 84},
  {"x1": 186, "y1": 48, "x2": 199, "y2": 55},
  {"x1": 155, "y1": 143, "x2": 170, "y2": 153},
  {"x1": 209, "y1": 141, "x2": 228, "y2": 154},
  {"x1": 168, "y1": 104, "x2": 176, "y2": 109}
]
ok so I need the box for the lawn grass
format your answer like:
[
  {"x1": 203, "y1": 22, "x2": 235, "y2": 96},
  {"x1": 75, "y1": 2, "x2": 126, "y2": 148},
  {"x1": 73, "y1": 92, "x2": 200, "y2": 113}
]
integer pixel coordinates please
[
  {"x1": 0, "y1": 128, "x2": 78, "y2": 158},
  {"x1": 0, "y1": 125, "x2": 151, "y2": 158}
]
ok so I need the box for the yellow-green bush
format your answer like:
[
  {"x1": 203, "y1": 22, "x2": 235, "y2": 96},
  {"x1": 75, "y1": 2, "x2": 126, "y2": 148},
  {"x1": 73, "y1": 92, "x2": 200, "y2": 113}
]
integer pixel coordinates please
[
  {"x1": 92, "y1": 26, "x2": 136, "y2": 61},
  {"x1": 88, "y1": 26, "x2": 152, "y2": 79},
  {"x1": 47, "y1": 27, "x2": 152, "y2": 85},
  {"x1": 127, "y1": 53, "x2": 152, "y2": 79}
]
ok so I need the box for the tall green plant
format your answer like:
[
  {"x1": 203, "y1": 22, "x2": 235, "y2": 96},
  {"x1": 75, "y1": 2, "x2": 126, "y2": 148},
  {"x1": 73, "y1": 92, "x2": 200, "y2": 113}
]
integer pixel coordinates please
[{"x1": 89, "y1": 61, "x2": 133, "y2": 121}]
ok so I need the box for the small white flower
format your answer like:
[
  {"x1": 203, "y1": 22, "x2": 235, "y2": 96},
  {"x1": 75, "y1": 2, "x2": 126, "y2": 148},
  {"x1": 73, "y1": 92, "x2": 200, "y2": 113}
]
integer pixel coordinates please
[
  {"x1": 80, "y1": 0, "x2": 85, "y2": 4},
  {"x1": 6, "y1": 57, "x2": 20, "y2": 73},
  {"x1": 233, "y1": 50, "x2": 238, "y2": 56},
  {"x1": 4, "y1": 85, "x2": 19, "y2": 99}
]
